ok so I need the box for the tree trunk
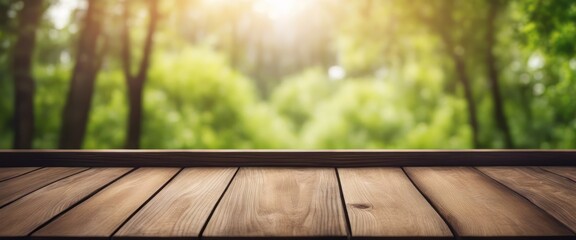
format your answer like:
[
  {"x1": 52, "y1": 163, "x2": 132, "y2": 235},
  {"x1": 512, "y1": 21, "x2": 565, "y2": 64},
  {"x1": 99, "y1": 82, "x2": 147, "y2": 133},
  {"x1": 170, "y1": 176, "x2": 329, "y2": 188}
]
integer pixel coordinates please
[
  {"x1": 450, "y1": 51, "x2": 481, "y2": 148},
  {"x1": 414, "y1": 2, "x2": 481, "y2": 148},
  {"x1": 12, "y1": 0, "x2": 43, "y2": 149},
  {"x1": 126, "y1": 81, "x2": 144, "y2": 149},
  {"x1": 486, "y1": 0, "x2": 514, "y2": 148},
  {"x1": 438, "y1": 28, "x2": 480, "y2": 148},
  {"x1": 122, "y1": 0, "x2": 159, "y2": 149},
  {"x1": 59, "y1": 1, "x2": 106, "y2": 149}
]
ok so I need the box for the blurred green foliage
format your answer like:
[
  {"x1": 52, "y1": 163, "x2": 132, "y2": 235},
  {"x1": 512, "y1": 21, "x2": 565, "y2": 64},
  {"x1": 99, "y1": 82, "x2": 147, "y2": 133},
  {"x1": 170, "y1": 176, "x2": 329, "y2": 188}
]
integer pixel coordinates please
[{"x1": 0, "y1": 0, "x2": 575, "y2": 149}]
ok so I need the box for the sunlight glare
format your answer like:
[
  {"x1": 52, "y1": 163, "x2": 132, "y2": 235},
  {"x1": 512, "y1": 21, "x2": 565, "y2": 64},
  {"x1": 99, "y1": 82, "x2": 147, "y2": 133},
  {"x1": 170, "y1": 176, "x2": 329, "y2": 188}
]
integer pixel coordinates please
[
  {"x1": 48, "y1": 0, "x2": 85, "y2": 29},
  {"x1": 252, "y1": 0, "x2": 308, "y2": 21},
  {"x1": 329, "y1": 65, "x2": 346, "y2": 81}
]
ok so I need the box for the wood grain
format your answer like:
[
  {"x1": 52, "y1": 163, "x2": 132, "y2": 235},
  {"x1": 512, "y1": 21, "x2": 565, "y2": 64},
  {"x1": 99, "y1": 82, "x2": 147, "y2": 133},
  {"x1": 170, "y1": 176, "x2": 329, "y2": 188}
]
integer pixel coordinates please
[
  {"x1": 0, "y1": 167, "x2": 39, "y2": 182},
  {"x1": 542, "y1": 167, "x2": 576, "y2": 182},
  {"x1": 0, "y1": 167, "x2": 86, "y2": 207},
  {"x1": 338, "y1": 168, "x2": 452, "y2": 238},
  {"x1": 1, "y1": 150, "x2": 575, "y2": 167},
  {"x1": 33, "y1": 168, "x2": 179, "y2": 238},
  {"x1": 115, "y1": 168, "x2": 236, "y2": 239},
  {"x1": 404, "y1": 167, "x2": 573, "y2": 237},
  {"x1": 479, "y1": 167, "x2": 576, "y2": 232},
  {"x1": 0, "y1": 168, "x2": 131, "y2": 236},
  {"x1": 203, "y1": 168, "x2": 347, "y2": 239}
]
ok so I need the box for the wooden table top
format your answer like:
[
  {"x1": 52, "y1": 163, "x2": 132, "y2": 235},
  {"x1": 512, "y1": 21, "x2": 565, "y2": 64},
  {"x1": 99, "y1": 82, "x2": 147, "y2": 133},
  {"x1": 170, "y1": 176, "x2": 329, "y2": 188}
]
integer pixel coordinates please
[{"x1": 0, "y1": 166, "x2": 574, "y2": 239}]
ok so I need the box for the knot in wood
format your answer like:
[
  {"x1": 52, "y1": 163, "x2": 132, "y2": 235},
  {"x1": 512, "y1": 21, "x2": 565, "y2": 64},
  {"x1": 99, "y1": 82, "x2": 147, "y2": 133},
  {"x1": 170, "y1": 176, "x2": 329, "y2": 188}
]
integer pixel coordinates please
[{"x1": 350, "y1": 203, "x2": 371, "y2": 209}]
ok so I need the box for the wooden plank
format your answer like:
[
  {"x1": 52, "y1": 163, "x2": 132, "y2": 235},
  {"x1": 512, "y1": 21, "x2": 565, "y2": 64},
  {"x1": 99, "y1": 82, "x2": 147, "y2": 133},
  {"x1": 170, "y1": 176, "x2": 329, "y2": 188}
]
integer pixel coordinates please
[
  {"x1": 203, "y1": 168, "x2": 347, "y2": 239},
  {"x1": 338, "y1": 168, "x2": 452, "y2": 238},
  {"x1": 0, "y1": 167, "x2": 86, "y2": 207},
  {"x1": 0, "y1": 167, "x2": 39, "y2": 182},
  {"x1": 115, "y1": 168, "x2": 236, "y2": 239},
  {"x1": 1, "y1": 150, "x2": 576, "y2": 167},
  {"x1": 32, "y1": 168, "x2": 179, "y2": 238},
  {"x1": 404, "y1": 167, "x2": 573, "y2": 238},
  {"x1": 479, "y1": 167, "x2": 576, "y2": 232},
  {"x1": 0, "y1": 168, "x2": 131, "y2": 237},
  {"x1": 542, "y1": 167, "x2": 576, "y2": 182}
]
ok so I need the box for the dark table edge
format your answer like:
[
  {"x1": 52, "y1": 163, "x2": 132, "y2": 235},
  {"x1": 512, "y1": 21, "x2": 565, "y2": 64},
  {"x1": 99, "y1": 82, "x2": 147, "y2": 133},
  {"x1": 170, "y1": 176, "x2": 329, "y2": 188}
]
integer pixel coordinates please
[{"x1": 0, "y1": 150, "x2": 575, "y2": 167}]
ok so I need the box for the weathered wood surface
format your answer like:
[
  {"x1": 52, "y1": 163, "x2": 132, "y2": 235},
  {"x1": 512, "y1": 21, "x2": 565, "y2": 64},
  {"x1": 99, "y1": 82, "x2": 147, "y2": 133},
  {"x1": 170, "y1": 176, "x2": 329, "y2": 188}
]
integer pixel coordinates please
[
  {"x1": 115, "y1": 168, "x2": 236, "y2": 239},
  {"x1": 203, "y1": 168, "x2": 348, "y2": 239},
  {"x1": 1, "y1": 150, "x2": 576, "y2": 167},
  {"x1": 0, "y1": 166, "x2": 574, "y2": 239},
  {"x1": 479, "y1": 167, "x2": 576, "y2": 232},
  {"x1": 0, "y1": 168, "x2": 131, "y2": 236},
  {"x1": 338, "y1": 168, "x2": 452, "y2": 238},
  {"x1": 542, "y1": 167, "x2": 576, "y2": 182},
  {"x1": 33, "y1": 168, "x2": 179, "y2": 238},
  {"x1": 404, "y1": 167, "x2": 573, "y2": 237},
  {"x1": 0, "y1": 167, "x2": 86, "y2": 207},
  {"x1": 0, "y1": 167, "x2": 39, "y2": 182}
]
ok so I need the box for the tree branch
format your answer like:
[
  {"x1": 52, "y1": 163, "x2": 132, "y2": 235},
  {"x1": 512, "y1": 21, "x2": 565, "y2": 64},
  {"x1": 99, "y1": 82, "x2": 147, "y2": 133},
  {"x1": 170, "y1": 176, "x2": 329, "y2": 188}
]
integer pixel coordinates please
[
  {"x1": 121, "y1": 0, "x2": 133, "y2": 82},
  {"x1": 136, "y1": 0, "x2": 159, "y2": 82}
]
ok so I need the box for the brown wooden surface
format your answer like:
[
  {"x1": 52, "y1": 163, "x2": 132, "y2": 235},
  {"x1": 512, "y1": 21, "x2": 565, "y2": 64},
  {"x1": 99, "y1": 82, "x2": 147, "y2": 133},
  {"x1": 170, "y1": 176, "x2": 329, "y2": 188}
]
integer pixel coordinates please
[
  {"x1": 542, "y1": 167, "x2": 576, "y2": 182},
  {"x1": 115, "y1": 168, "x2": 237, "y2": 239},
  {"x1": 404, "y1": 167, "x2": 573, "y2": 237},
  {"x1": 1, "y1": 150, "x2": 575, "y2": 167},
  {"x1": 0, "y1": 168, "x2": 131, "y2": 236},
  {"x1": 479, "y1": 167, "x2": 576, "y2": 232},
  {"x1": 32, "y1": 168, "x2": 179, "y2": 238},
  {"x1": 203, "y1": 168, "x2": 348, "y2": 239},
  {"x1": 0, "y1": 167, "x2": 86, "y2": 207},
  {"x1": 0, "y1": 167, "x2": 39, "y2": 182},
  {"x1": 0, "y1": 166, "x2": 574, "y2": 239},
  {"x1": 338, "y1": 168, "x2": 452, "y2": 238}
]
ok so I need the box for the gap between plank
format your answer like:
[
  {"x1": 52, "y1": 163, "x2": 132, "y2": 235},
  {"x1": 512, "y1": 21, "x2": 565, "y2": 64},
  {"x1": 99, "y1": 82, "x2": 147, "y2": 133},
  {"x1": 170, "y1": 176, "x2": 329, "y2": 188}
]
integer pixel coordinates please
[
  {"x1": 473, "y1": 167, "x2": 576, "y2": 235},
  {"x1": 0, "y1": 168, "x2": 91, "y2": 209},
  {"x1": 0, "y1": 167, "x2": 43, "y2": 183},
  {"x1": 198, "y1": 167, "x2": 240, "y2": 240},
  {"x1": 27, "y1": 167, "x2": 137, "y2": 237},
  {"x1": 401, "y1": 167, "x2": 460, "y2": 240},
  {"x1": 539, "y1": 167, "x2": 576, "y2": 184},
  {"x1": 110, "y1": 167, "x2": 184, "y2": 239},
  {"x1": 334, "y1": 168, "x2": 352, "y2": 240}
]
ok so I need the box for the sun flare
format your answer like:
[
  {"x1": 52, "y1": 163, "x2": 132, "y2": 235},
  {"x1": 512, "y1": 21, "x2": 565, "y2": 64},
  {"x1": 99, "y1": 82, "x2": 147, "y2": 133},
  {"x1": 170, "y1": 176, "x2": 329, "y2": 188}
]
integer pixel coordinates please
[{"x1": 251, "y1": 0, "x2": 309, "y2": 21}]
